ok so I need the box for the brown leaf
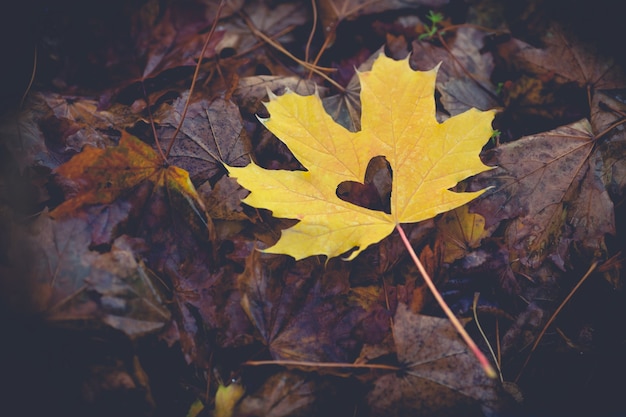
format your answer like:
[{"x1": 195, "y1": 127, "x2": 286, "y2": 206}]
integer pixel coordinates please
[
  {"x1": 133, "y1": 1, "x2": 238, "y2": 79},
  {"x1": 321, "y1": 48, "x2": 381, "y2": 132},
  {"x1": 437, "y1": 205, "x2": 492, "y2": 264},
  {"x1": 239, "y1": 252, "x2": 371, "y2": 362},
  {"x1": 362, "y1": 304, "x2": 512, "y2": 417},
  {"x1": 215, "y1": 0, "x2": 309, "y2": 62},
  {"x1": 0, "y1": 212, "x2": 170, "y2": 337},
  {"x1": 51, "y1": 132, "x2": 213, "y2": 243},
  {"x1": 317, "y1": 0, "x2": 448, "y2": 43},
  {"x1": 471, "y1": 119, "x2": 615, "y2": 268},
  {"x1": 235, "y1": 371, "x2": 317, "y2": 417},
  {"x1": 411, "y1": 27, "x2": 500, "y2": 115},
  {"x1": 510, "y1": 23, "x2": 626, "y2": 90},
  {"x1": 158, "y1": 95, "x2": 252, "y2": 184}
]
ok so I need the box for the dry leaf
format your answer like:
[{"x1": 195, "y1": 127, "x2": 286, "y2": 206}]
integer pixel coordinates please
[
  {"x1": 158, "y1": 94, "x2": 252, "y2": 184},
  {"x1": 437, "y1": 204, "x2": 491, "y2": 264},
  {"x1": 470, "y1": 119, "x2": 615, "y2": 268},
  {"x1": 227, "y1": 53, "x2": 495, "y2": 260},
  {"x1": 511, "y1": 23, "x2": 626, "y2": 90},
  {"x1": 411, "y1": 27, "x2": 500, "y2": 115},
  {"x1": 362, "y1": 304, "x2": 511, "y2": 417}
]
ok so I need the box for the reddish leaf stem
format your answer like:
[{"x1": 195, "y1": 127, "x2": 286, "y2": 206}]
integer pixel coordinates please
[{"x1": 395, "y1": 224, "x2": 497, "y2": 379}]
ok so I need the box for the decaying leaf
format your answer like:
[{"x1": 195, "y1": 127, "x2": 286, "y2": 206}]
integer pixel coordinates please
[
  {"x1": 51, "y1": 131, "x2": 211, "y2": 238},
  {"x1": 411, "y1": 27, "x2": 500, "y2": 115},
  {"x1": 437, "y1": 204, "x2": 491, "y2": 264},
  {"x1": 158, "y1": 94, "x2": 252, "y2": 184},
  {"x1": 470, "y1": 119, "x2": 615, "y2": 268},
  {"x1": 0, "y1": 212, "x2": 170, "y2": 337},
  {"x1": 510, "y1": 23, "x2": 626, "y2": 90},
  {"x1": 361, "y1": 304, "x2": 512, "y2": 417},
  {"x1": 227, "y1": 53, "x2": 495, "y2": 260},
  {"x1": 239, "y1": 252, "x2": 372, "y2": 362}
]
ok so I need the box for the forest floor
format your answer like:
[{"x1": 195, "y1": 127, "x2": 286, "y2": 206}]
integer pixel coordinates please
[{"x1": 1, "y1": 0, "x2": 626, "y2": 416}]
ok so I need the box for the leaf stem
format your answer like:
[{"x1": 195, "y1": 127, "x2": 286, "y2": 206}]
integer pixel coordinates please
[{"x1": 395, "y1": 224, "x2": 497, "y2": 378}]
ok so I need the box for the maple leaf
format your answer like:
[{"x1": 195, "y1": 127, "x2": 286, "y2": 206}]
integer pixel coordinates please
[
  {"x1": 227, "y1": 53, "x2": 495, "y2": 260},
  {"x1": 51, "y1": 131, "x2": 208, "y2": 229},
  {"x1": 437, "y1": 204, "x2": 491, "y2": 264},
  {"x1": 361, "y1": 304, "x2": 514, "y2": 417}
]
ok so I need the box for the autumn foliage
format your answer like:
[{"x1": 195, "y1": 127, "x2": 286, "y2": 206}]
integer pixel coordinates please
[{"x1": 1, "y1": 1, "x2": 625, "y2": 417}]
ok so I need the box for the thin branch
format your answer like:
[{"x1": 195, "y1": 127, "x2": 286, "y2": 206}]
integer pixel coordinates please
[
  {"x1": 473, "y1": 292, "x2": 503, "y2": 382},
  {"x1": 238, "y1": 11, "x2": 344, "y2": 92},
  {"x1": 244, "y1": 359, "x2": 399, "y2": 372}
]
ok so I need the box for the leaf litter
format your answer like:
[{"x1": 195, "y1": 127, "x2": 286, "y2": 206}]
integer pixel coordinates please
[{"x1": 1, "y1": 1, "x2": 626, "y2": 416}]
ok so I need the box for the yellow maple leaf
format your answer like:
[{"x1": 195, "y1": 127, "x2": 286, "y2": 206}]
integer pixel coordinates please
[{"x1": 227, "y1": 54, "x2": 495, "y2": 260}]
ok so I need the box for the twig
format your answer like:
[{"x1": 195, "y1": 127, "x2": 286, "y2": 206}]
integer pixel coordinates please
[
  {"x1": 396, "y1": 224, "x2": 497, "y2": 378},
  {"x1": 244, "y1": 359, "x2": 399, "y2": 372},
  {"x1": 473, "y1": 292, "x2": 503, "y2": 382},
  {"x1": 238, "y1": 11, "x2": 344, "y2": 92}
]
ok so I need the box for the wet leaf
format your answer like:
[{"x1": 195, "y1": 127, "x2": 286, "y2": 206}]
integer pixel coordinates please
[
  {"x1": 0, "y1": 212, "x2": 170, "y2": 336},
  {"x1": 437, "y1": 204, "x2": 492, "y2": 264},
  {"x1": 158, "y1": 95, "x2": 252, "y2": 184},
  {"x1": 470, "y1": 119, "x2": 615, "y2": 268},
  {"x1": 510, "y1": 23, "x2": 626, "y2": 90},
  {"x1": 362, "y1": 304, "x2": 511, "y2": 417},
  {"x1": 227, "y1": 53, "x2": 495, "y2": 260}
]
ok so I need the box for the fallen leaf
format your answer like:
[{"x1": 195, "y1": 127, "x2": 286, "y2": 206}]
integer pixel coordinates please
[
  {"x1": 234, "y1": 76, "x2": 320, "y2": 114},
  {"x1": 216, "y1": 0, "x2": 309, "y2": 56},
  {"x1": 470, "y1": 119, "x2": 615, "y2": 268},
  {"x1": 510, "y1": 23, "x2": 626, "y2": 90},
  {"x1": 437, "y1": 204, "x2": 492, "y2": 264},
  {"x1": 133, "y1": 1, "x2": 237, "y2": 79},
  {"x1": 157, "y1": 94, "x2": 252, "y2": 184},
  {"x1": 361, "y1": 304, "x2": 512, "y2": 417},
  {"x1": 0, "y1": 212, "x2": 170, "y2": 337},
  {"x1": 235, "y1": 371, "x2": 347, "y2": 417},
  {"x1": 227, "y1": 53, "x2": 495, "y2": 260},
  {"x1": 51, "y1": 131, "x2": 210, "y2": 236},
  {"x1": 322, "y1": 48, "x2": 381, "y2": 132},
  {"x1": 317, "y1": 0, "x2": 449, "y2": 44},
  {"x1": 239, "y1": 251, "x2": 373, "y2": 362},
  {"x1": 411, "y1": 27, "x2": 500, "y2": 115}
]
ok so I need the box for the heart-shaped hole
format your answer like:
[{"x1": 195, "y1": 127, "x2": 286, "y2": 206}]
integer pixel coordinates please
[{"x1": 336, "y1": 156, "x2": 392, "y2": 214}]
